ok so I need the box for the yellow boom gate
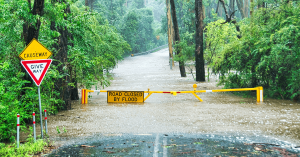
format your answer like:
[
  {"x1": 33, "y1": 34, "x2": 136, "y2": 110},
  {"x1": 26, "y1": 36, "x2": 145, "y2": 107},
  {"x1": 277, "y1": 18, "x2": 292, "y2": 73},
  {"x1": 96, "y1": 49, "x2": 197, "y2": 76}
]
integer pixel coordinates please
[{"x1": 81, "y1": 84, "x2": 263, "y2": 104}]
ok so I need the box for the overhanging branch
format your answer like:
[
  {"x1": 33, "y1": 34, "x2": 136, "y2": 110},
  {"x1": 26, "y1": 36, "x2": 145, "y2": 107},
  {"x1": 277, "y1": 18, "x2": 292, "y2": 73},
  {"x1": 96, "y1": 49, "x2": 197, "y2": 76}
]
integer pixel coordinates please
[{"x1": 218, "y1": 0, "x2": 241, "y2": 39}]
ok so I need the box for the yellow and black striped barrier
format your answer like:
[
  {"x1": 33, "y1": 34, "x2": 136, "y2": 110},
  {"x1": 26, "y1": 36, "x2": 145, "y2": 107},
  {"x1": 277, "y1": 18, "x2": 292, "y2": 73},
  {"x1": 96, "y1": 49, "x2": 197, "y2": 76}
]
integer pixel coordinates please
[{"x1": 81, "y1": 85, "x2": 263, "y2": 104}]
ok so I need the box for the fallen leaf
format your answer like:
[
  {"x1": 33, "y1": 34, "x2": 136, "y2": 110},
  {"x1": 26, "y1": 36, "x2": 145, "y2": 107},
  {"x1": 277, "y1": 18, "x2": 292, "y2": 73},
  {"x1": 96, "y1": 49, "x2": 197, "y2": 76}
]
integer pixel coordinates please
[{"x1": 254, "y1": 145, "x2": 265, "y2": 151}]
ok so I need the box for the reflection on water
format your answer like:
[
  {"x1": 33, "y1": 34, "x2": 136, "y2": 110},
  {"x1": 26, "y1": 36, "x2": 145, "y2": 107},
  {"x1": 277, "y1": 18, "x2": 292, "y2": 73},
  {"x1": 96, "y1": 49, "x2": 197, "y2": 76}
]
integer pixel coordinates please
[
  {"x1": 80, "y1": 103, "x2": 88, "y2": 111},
  {"x1": 108, "y1": 103, "x2": 145, "y2": 107}
]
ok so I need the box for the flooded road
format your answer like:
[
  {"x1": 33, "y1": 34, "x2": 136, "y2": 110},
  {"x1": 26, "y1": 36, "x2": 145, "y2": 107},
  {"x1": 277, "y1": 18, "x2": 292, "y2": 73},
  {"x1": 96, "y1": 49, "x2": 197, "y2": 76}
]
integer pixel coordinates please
[{"x1": 46, "y1": 48, "x2": 300, "y2": 155}]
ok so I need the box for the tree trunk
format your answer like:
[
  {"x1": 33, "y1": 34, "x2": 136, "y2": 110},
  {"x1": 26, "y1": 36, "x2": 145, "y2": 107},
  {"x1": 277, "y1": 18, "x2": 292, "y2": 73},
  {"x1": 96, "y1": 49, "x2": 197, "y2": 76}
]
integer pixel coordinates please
[
  {"x1": 203, "y1": 5, "x2": 205, "y2": 19},
  {"x1": 217, "y1": 1, "x2": 223, "y2": 17},
  {"x1": 22, "y1": 0, "x2": 45, "y2": 94},
  {"x1": 166, "y1": 0, "x2": 174, "y2": 67},
  {"x1": 229, "y1": 0, "x2": 235, "y2": 16},
  {"x1": 25, "y1": 0, "x2": 45, "y2": 44},
  {"x1": 250, "y1": 0, "x2": 253, "y2": 16},
  {"x1": 85, "y1": 0, "x2": 89, "y2": 10},
  {"x1": 170, "y1": 0, "x2": 186, "y2": 77},
  {"x1": 251, "y1": 65, "x2": 257, "y2": 87},
  {"x1": 50, "y1": 1, "x2": 73, "y2": 110},
  {"x1": 90, "y1": 0, "x2": 94, "y2": 11},
  {"x1": 244, "y1": 0, "x2": 248, "y2": 18},
  {"x1": 219, "y1": 0, "x2": 241, "y2": 38},
  {"x1": 195, "y1": 0, "x2": 205, "y2": 81},
  {"x1": 236, "y1": 0, "x2": 246, "y2": 19},
  {"x1": 70, "y1": 66, "x2": 79, "y2": 100}
]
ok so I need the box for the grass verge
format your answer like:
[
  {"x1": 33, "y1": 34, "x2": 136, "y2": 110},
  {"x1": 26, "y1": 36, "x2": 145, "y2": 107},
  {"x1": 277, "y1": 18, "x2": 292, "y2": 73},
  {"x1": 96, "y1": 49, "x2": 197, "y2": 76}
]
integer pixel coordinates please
[{"x1": 0, "y1": 127, "x2": 57, "y2": 157}]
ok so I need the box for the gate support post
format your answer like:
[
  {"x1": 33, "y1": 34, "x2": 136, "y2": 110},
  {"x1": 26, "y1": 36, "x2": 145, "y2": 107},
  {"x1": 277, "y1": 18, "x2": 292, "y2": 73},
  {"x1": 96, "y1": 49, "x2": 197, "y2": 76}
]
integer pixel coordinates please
[
  {"x1": 81, "y1": 89, "x2": 94, "y2": 104},
  {"x1": 256, "y1": 86, "x2": 263, "y2": 102},
  {"x1": 81, "y1": 89, "x2": 86, "y2": 104}
]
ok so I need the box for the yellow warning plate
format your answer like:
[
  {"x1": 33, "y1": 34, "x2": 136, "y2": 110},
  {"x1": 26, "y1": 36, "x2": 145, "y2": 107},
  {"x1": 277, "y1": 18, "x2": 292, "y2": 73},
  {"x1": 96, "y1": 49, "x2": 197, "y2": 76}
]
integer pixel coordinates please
[
  {"x1": 107, "y1": 91, "x2": 144, "y2": 103},
  {"x1": 19, "y1": 38, "x2": 53, "y2": 60}
]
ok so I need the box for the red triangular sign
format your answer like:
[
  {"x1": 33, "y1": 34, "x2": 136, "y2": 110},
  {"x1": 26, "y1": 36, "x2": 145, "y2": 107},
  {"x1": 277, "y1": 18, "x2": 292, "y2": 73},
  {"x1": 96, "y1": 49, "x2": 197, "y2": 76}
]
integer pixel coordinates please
[{"x1": 21, "y1": 59, "x2": 52, "y2": 86}]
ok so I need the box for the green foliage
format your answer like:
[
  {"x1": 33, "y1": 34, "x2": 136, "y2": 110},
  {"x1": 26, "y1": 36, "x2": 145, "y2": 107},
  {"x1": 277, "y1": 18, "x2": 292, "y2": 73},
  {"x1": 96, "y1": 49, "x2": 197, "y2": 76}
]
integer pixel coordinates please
[
  {"x1": 120, "y1": 9, "x2": 140, "y2": 54},
  {"x1": 206, "y1": 2, "x2": 300, "y2": 100},
  {"x1": 163, "y1": 0, "x2": 196, "y2": 71},
  {"x1": 174, "y1": 0, "x2": 196, "y2": 35},
  {"x1": 0, "y1": 139, "x2": 47, "y2": 157},
  {"x1": 173, "y1": 32, "x2": 195, "y2": 63},
  {"x1": 131, "y1": 0, "x2": 145, "y2": 9},
  {"x1": 56, "y1": 126, "x2": 60, "y2": 134},
  {"x1": 0, "y1": 0, "x2": 130, "y2": 142},
  {"x1": 0, "y1": 62, "x2": 30, "y2": 142},
  {"x1": 97, "y1": 0, "x2": 166, "y2": 55},
  {"x1": 0, "y1": 127, "x2": 47, "y2": 157},
  {"x1": 120, "y1": 8, "x2": 163, "y2": 54},
  {"x1": 68, "y1": 3, "x2": 130, "y2": 88},
  {"x1": 204, "y1": 19, "x2": 238, "y2": 67}
]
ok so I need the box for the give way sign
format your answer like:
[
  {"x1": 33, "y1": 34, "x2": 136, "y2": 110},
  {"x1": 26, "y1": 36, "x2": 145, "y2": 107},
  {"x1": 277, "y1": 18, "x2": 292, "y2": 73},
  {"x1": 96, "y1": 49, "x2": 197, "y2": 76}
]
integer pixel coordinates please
[{"x1": 21, "y1": 59, "x2": 52, "y2": 86}]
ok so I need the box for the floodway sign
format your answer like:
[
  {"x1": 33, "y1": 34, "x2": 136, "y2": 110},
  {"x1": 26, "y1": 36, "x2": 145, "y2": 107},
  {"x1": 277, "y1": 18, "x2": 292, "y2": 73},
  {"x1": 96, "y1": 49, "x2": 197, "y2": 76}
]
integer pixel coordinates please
[
  {"x1": 21, "y1": 59, "x2": 52, "y2": 86},
  {"x1": 19, "y1": 38, "x2": 52, "y2": 60}
]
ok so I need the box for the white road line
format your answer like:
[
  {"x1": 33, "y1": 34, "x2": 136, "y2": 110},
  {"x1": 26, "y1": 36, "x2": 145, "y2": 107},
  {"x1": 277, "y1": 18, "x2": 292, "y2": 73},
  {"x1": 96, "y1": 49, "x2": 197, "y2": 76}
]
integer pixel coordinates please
[
  {"x1": 163, "y1": 136, "x2": 167, "y2": 157},
  {"x1": 153, "y1": 134, "x2": 159, "y2": 157}
]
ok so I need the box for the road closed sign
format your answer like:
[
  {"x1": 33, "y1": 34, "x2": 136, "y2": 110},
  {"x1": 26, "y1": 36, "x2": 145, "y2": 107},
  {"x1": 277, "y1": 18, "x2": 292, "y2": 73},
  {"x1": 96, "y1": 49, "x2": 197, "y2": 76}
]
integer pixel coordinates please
[
  {"x1": 107, "y1": 91, "x2": 144, "y2": 103},
  {"x1": 21, "y1": 59, "x2": 52, "y2": 86}
]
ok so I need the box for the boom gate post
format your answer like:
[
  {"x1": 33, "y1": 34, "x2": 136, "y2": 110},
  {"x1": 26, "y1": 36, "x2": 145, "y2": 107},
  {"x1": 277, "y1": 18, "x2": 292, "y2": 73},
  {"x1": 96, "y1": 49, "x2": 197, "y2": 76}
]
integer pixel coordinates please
[{"x1": 81, "y1": 89, "x2": 94, "y2": 104}]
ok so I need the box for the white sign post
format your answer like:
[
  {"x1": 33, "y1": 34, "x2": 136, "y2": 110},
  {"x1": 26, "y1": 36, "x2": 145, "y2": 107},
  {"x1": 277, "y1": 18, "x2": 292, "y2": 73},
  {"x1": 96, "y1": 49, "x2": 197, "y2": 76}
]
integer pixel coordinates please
[{"x1": 21, "y1": 59, "x2": 52, "y2": 138}]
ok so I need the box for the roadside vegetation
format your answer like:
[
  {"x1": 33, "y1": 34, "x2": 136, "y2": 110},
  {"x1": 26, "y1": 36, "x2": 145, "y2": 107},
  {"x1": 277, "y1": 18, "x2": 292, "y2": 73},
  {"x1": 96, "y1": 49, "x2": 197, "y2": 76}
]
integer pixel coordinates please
[
  {"x1": 0, "y1": 0, "x2": 166, "y2": 145},
  {"x1": 1, "y1": 0, "x2": 299, "y2": 154},
  {"x1": 0, "y1": 139, "x2": 47, "y2": 157},
  {"x1": 205, "y1": 2, "x2": 300, "y2": 100},
  {"x1": 163, "y1": 0, "x2": 300, "y2": 100},
  {"x1": 0, "y1": 127, "x2": 56, "y2": 157}
]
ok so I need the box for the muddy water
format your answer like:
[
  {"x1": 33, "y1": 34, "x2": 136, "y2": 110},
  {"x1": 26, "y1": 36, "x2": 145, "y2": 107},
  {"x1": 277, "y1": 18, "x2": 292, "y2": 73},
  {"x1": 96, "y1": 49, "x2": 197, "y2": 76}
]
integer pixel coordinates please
[{"x1": 44, "y1": 48, "x2": 300, "y2": 149}]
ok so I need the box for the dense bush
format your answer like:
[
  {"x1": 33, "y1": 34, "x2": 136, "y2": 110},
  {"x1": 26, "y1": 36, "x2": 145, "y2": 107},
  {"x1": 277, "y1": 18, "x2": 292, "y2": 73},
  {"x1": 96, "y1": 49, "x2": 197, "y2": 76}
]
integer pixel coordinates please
[
  {"x1": 0, "y1": 0, "x2": 129, "y2": 142},
  {"x1": 206, "y1": 2, "x2": 300, "y2": 100}
]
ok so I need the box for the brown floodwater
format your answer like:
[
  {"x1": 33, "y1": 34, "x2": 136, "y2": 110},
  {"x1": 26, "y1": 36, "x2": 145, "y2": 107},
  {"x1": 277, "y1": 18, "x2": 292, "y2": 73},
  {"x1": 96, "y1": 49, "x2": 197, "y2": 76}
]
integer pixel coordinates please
[{"x1": 34, "y1": 48, "x2": 300, "y2": 149}]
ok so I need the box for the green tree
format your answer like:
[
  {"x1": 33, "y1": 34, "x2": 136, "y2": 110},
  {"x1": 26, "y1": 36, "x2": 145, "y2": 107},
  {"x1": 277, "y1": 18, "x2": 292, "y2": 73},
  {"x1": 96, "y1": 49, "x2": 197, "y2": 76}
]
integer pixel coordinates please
[
  {"x1": 207, "y1": 2, "x2": 300, "y2": 100},
  {"x1": 0, "y1": 0, "x2": 130, "y2": 142},
  {"x1": 121, "y1": 10, "x2": 140, "y2": 54}
]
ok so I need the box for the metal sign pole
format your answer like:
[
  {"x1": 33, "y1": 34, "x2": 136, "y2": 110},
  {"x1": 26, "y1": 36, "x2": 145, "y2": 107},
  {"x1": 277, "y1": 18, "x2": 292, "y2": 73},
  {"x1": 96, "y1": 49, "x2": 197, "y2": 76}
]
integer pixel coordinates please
[
  {"x1": 19, "y1": 39, "x2": 53, "y2": 140},
  {"x1": 38, "y1": 86, "x2": 43, "y2": 138}
]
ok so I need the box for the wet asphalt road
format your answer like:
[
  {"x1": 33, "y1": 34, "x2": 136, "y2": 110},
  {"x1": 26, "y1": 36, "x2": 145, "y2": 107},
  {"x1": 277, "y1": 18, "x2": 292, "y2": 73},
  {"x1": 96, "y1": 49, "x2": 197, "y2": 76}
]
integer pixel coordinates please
[
  {"x1": 49, "y1": 133, "x2": 299, "y2": 156},
  {"x1": 45, "y1": 48, "x2": 300, "y2": 156}
]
